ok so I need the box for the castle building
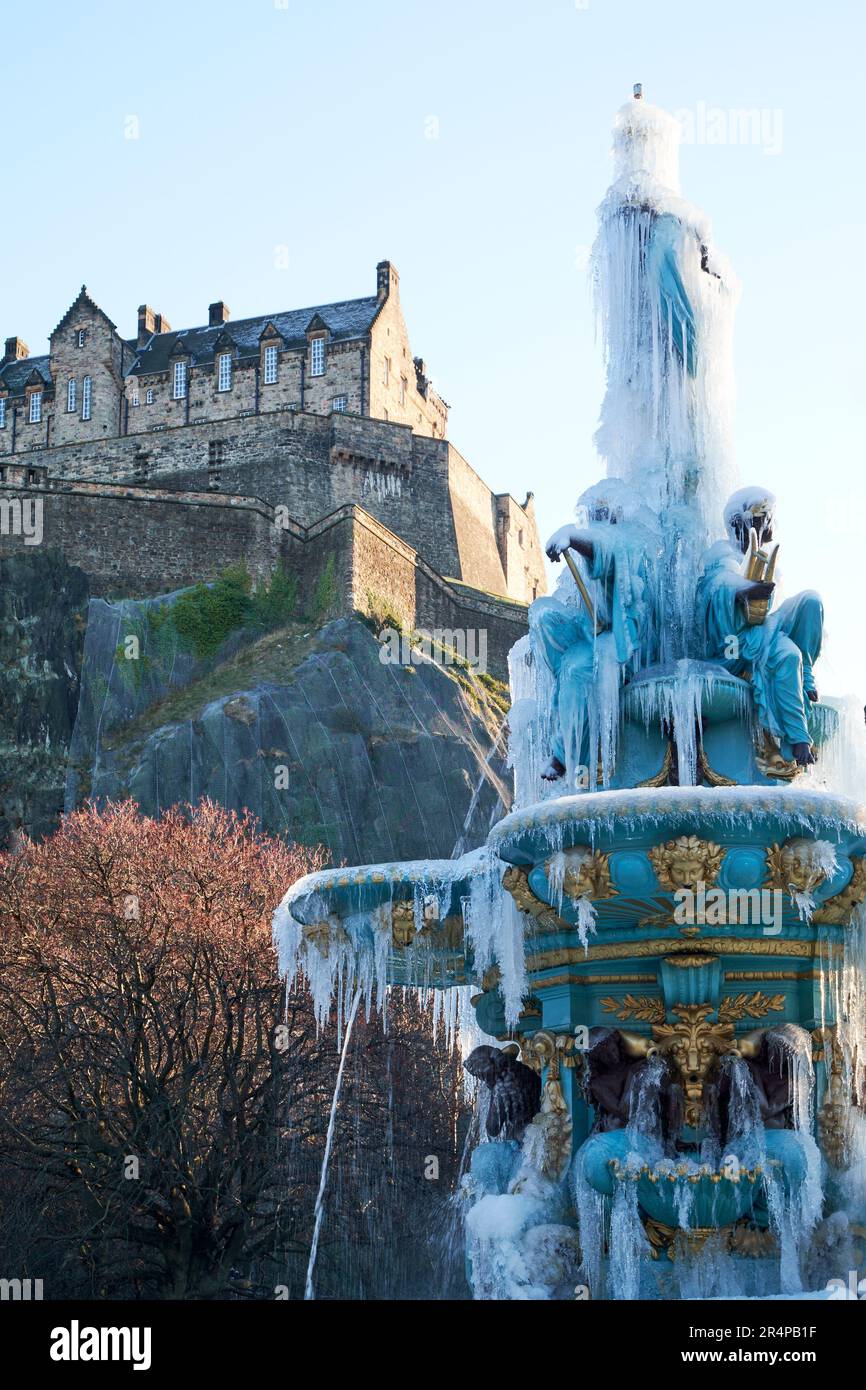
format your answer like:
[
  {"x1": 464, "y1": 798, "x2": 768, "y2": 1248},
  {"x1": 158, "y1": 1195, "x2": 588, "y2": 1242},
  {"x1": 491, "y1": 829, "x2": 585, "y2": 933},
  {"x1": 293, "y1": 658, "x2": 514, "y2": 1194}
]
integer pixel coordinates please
[{"x1": 0, "y1": 262, "x2": 545, "y2": 667}]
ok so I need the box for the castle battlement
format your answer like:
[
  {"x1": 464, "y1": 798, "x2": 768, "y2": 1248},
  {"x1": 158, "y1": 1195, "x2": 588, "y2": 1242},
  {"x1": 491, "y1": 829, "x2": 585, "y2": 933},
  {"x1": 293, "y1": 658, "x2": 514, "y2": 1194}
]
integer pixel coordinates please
[{"x1": 0, "y1": 263, "x2": 544, "y2": 608}]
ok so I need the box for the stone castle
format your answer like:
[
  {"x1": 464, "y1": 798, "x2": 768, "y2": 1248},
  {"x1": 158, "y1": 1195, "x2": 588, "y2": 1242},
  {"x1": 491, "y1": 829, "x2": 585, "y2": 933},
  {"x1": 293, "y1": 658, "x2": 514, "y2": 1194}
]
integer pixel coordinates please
[{"x1": 0, "y1": 262, "x2": 545, "y2": 668}]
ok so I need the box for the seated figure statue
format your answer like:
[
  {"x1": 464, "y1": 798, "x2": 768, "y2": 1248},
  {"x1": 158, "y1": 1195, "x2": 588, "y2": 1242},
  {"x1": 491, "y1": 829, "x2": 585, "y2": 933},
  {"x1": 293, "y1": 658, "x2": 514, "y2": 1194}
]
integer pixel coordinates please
[
  {"x1": 528, "y1": 480, "x2": 660, "y2": 784},
  {"x1": 696, "y1": 487, "x2": 823, "y2": 767}
]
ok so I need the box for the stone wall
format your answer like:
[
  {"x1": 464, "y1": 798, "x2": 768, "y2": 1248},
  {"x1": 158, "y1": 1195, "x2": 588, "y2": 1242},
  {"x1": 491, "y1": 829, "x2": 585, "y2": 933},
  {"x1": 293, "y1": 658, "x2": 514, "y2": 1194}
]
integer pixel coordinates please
[
  {"x1": 0, "y1": 478, "x2": 527, "y2": 676},
  {"x1": 0, "y1": 408, "x2": 543, "y2": 603},
  {"x1": 0, "y1": 480, "x2": 284, "y2": 597}
]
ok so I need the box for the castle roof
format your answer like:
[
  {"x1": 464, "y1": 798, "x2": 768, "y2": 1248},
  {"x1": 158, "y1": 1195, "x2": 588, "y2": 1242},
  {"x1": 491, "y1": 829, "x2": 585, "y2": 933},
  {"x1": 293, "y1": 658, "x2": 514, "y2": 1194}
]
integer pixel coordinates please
[
  {"x1": 130, "y1": 295, "x2": 382, "y2": 375},
  {"x1": 0, "y1": 354, "x2": 52, "y2": 394}
]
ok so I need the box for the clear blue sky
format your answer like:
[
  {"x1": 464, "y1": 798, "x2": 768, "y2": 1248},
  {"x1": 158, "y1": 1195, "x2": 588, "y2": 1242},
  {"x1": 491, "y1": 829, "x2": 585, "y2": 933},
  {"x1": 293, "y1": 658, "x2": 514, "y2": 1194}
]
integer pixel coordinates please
[{"x1": 5, "y1": 0, "x2": 864, "y2": 695}]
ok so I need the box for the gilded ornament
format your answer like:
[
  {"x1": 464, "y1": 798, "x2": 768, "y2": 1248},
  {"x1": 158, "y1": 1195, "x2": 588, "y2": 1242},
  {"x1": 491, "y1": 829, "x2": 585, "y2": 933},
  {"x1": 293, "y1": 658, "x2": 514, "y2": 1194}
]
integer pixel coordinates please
[
  {"x1": 600, "y1": 994, "x2": 665, "y2": 1023},
  {"x1": 813, "y1": 857, "x2": 866, "y2": 925},
  {"x1": 717, "y1": 992, "x2": 786, "y2": 1023},
  {"x1": 649, "y1": 836, "x2": 725, "y2": 892}
]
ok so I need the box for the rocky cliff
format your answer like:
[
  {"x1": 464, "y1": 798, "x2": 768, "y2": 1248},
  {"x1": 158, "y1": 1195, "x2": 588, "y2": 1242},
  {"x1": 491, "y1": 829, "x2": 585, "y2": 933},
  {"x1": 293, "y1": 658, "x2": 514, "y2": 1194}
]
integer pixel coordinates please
[
  {"x1": 63, "y1": 604, "x2": 510, "y2": 865},
  {"x1": 0, "y1": 552, "x2": 88, "y2": 846}
]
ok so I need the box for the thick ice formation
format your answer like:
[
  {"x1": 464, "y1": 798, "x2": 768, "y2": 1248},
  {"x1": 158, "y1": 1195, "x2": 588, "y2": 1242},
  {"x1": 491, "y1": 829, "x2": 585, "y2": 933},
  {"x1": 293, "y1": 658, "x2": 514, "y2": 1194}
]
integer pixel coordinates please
[{"x1": 593, "y1": 99, "x2": 740, "y2": 660}]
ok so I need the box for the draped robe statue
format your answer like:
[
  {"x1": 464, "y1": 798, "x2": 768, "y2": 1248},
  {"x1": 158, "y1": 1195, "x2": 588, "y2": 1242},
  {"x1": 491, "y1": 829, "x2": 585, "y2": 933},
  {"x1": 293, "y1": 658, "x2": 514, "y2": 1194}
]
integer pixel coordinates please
[
  {"x1": 528, "y1": 481, "x2": 659, "y2": 784},
  {"x1": 696, "y1": 488, "x2": 823, "y2": 765}
]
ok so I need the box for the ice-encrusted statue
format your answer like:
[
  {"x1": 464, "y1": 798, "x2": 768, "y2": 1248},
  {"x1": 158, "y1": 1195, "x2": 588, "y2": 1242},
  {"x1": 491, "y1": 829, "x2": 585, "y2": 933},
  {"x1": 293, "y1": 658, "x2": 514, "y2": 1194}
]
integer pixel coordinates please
[
  {"x1": 528, "y1": 480, "x2": 660, "y2": 784},
  {"x1": 696, "y1": 487, "x2": 824, "y2": 766},
  {"x1": 592, "y1": 92, "x2": 740, "y2": 662}
]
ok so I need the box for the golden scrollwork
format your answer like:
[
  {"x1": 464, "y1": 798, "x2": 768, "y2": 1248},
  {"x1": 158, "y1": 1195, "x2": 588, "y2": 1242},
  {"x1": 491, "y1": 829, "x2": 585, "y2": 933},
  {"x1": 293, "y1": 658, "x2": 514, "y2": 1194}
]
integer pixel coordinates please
[
  {"x1": 717, "y1": 992, "x2": 786, "y2": 1023},
  {"x1": 812, "y1": 1026, "x2": 853, "y2": 1169},
  {"x1": 637, "y1": 744, "x2": 738, "y2": 790},
  {"x1": 600, "y1": 994, "x2": 665, "y2": 1023},
  {"x1": 513, "y1": 1077, "x2": 574, "y2": 1183},
  {"x1": 696, "y1": 746, "x2": 738, "y2": 788},
  {"x1": 501, "y1": 865, "x2": 567, "y2": 933},
  {"x1": 525, "y1": 934, "x2": 842, "y2": 972},
  {"x1": 651, "y1": 1003, "x2": 736, "y2": 1128},
  {"x1": 813, "y1": 857, "x2": 866, "y2": 926},
  {"x1": 649, "y1": 835, "x2": 726, "y2": 893},
  {"x1": 663, "y1": 953, "x2": 717, "y2": 969},
  {"x1": 765, "y1": 838, "x2": 830, "y2": 897},
  {"x1": 644, "y1": 1217, "x2": 777, "y2": 1261},
  {"x1": 520, "y1": 1028, "x2": 580, "y2": 1075},
  {"x1": 637, "y1": 743, "x2": 675, "y2": 789}
]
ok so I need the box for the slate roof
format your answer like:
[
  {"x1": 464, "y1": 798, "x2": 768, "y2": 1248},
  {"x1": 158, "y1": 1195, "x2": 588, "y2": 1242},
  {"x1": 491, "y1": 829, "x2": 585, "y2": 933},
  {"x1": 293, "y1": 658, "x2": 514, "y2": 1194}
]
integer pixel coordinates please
[
  {"x1": 130, "y1": 295, "x2": 382, "y2": 375},
  {"x1": 0, "y1": 354, "x2": 52, "y2": 394}
]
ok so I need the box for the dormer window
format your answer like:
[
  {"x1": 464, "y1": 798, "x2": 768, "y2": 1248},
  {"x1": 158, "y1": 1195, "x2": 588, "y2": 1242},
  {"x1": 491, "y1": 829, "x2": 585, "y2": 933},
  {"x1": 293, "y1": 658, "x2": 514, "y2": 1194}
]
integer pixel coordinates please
[
  {"x1": 82, "y1": 376, "x2": 92, "y2": 421},
  {"x1": 77, "y1": 329, "x2": 87, "y2": 348},
  {"x1": 67, "y1": 378, "x2": 77, "y2": 412},
  {"x1": 217, "y1": 352, "x2": 232, "y2": 391},
  {"x1": 263, "y1": 344, "x2": 278, "y2": 385},
  {"x1": 173, "y1": 360, "x2": 187, "y2": 399},
  {"x1": 29, "y1": 391, "x2": 42, "y2": 424},
  {"x1": 310, "y1": 337, "x2": 325, "y2": 377}
]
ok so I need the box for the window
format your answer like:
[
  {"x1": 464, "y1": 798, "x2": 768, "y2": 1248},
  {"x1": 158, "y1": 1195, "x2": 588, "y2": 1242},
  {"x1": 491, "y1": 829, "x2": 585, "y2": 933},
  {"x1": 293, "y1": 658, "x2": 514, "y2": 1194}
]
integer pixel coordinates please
[
  {"x1": 29, "y1": 391, "x2": 42, "y2": 423},
  {"x1": 77, "y1": 329, "x2": 87, "y2": 347},
  {"x1": 399, "y1": 375, "x2": 407, "y2": 406},
  {"x1": 208, "y1": 439, "x2": 224, "y2": 490},
  {"x1": 310, "y1": 337, "x2": 325, "y2": 377},
  {"x1": 173, "y1": 360, "x2": 187, "y2": 399},
  {"x1": 217, "y1": 352, "x2": 232, "y2": 391},
  {"x1": 383, "y1": 356, "x2": 391, "y2": 385},
  {"x1": 67, "y1": 378, "x2": 77, "y2": 412},
  {"x1": 0, "y1": 399, "x2": 5, "y2": 428},
  {"x1": 263, "y1": 344, "x2": 278, "y2": 385},
  {"x1": 332, "y1": 395, "x2": 347, "y2": 413},
  {"x1": 82, "y1": 376, "x2": 92, "y2": 421},
  {"x1": 145, "y1": 388, "x2": 154, "y2": 405},
  {"x1": 132, "y1": 390, "x2": 140, "y2": 407}
]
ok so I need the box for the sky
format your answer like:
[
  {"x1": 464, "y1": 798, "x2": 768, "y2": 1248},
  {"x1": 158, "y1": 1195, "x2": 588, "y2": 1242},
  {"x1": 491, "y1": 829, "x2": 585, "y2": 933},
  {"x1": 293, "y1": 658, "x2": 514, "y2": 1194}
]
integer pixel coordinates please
[{"x1": 4, "y1": 0, "x2": 865, "y2": 695}]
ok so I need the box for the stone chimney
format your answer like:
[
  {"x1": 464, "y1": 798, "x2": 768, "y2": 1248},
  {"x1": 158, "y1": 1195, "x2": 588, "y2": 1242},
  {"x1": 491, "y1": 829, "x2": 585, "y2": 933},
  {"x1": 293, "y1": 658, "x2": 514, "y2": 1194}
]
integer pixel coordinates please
[
  {"x1": 208, "y1": 301, "x2": 230, "y2": 326},
  {"x1": 137, "y1": 306, "x2": 171, "y2": 345},
  {"x1": 138, "y1": 306, "x2": 156, "y2": 346},
  {"x1": 376, "y1": 261, "x2": 399, "y2": 302},
  {"x1": 3, "y1": 337, "x2": 29, "y2": 364}
]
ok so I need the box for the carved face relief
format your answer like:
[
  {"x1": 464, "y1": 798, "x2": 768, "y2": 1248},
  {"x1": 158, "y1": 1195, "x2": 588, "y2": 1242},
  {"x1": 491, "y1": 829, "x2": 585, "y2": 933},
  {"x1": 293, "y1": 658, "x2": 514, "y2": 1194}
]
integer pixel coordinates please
[
  {"x1": 649, "y1": 836, "x2": 725, "y2": 893},
  {"x1": 652, "y1": 1004, "x2": 735, "y2": 1128}
]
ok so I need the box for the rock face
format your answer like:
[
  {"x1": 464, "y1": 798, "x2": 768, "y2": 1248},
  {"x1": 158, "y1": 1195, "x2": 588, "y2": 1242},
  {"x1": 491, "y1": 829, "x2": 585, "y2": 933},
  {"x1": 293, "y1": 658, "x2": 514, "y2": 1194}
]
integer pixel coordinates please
[
  {"x1": 67, "y1": 614, "x2": 510, "y2": 864},
  {"x1": 0, "y1": 552, "x2": 89, "y2": 846}
]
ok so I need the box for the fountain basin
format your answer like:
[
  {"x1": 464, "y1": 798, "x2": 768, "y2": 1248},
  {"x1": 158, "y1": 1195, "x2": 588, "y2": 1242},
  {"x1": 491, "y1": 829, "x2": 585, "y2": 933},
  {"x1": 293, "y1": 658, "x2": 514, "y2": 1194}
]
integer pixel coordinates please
[{"x1": 578, "y1": 1128, "x2": 807, "y2": 1232}]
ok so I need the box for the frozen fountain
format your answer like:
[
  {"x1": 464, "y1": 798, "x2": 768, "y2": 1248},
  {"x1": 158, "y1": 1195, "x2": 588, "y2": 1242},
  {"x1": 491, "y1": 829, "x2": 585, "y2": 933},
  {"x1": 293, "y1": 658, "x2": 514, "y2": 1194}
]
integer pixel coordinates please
[{"x1": 273, "y1": 87, "x2": 866, "y2": 1300}]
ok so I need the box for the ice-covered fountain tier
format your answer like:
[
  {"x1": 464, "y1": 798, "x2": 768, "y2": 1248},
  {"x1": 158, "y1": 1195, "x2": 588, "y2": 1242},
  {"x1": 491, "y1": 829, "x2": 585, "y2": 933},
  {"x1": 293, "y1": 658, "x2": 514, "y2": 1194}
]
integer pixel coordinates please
[
  {"x1": 276, "y1": 671, "x2": 866, "y2": 1297},
  {"x1": 275, "y1": 92, "x2": 866, "y2": 1298}
]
